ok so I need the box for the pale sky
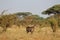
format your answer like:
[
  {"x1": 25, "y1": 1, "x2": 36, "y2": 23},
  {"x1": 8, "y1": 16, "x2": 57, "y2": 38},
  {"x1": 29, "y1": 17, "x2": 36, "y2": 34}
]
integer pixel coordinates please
[{"x1": 0, "y1": 0, "x2": 60, "y2": 18}]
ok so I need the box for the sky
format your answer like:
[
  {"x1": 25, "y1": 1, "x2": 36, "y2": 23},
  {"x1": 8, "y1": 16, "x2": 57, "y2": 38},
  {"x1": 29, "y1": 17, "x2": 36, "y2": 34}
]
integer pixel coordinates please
[{"x1": 0, "y1": 0, "x2": 60, "y2": 18}]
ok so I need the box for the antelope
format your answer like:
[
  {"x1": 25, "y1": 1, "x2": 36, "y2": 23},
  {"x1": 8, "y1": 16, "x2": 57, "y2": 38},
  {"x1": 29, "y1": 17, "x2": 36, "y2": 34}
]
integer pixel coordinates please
[{"x1": 26, "y1": 25, "x2": 35, "y2": 34}]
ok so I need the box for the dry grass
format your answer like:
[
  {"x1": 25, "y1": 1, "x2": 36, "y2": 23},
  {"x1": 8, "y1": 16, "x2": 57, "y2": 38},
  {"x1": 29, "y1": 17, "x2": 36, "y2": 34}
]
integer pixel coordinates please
[{"x1": 0, "y1": 25, "x2": 60, "y2": 40}]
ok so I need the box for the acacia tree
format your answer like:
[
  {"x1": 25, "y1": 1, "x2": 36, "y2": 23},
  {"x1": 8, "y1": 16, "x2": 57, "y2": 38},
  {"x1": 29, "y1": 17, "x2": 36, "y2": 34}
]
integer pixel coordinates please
[{"x1": 42, "y1": 4, "x2": 60, "y2": 32}]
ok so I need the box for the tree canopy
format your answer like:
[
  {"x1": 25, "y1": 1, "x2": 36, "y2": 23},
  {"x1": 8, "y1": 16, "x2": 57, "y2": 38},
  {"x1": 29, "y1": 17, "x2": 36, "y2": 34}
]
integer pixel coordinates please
[{"x1": 42, "y1": 4, "x2": 60, "y2": 15}]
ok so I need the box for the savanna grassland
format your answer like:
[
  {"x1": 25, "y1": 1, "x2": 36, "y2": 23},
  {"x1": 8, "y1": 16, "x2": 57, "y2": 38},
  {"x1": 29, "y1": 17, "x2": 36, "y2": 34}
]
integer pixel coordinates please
[
  {"x1": 0, "y1": 4, "x2": 60, "y2": 40},
  {"x1": 0, "y1": 25, "x2": 60, "y2": 40}
]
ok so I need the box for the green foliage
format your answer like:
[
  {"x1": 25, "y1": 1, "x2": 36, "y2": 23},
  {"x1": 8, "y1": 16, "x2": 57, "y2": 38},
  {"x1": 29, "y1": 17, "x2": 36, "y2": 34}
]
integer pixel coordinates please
[
  {"x1": 15, "y1": 12, "x2": 32, "y2": 17},
  {"x1": 42, "y1": 4, "x2": 60, "y2": 15}
]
